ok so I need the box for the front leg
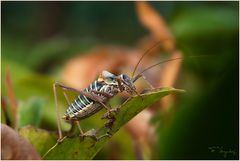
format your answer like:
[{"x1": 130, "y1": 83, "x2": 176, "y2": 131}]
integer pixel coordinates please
[
  {"x1": 134, "y1": 74, "x2": 154, "y2": 89},
  {"x1": 89, "y1": 90, "x2": 120, "y2": 130}
]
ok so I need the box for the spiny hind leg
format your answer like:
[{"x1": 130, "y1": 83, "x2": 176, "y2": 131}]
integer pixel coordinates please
[
  {"x1": 53, "y1": 82, "x2": 113, "y2": 142},
  {"x1": 89, "y1": 90, "x2": 119, "y2": 117},
  {"x1": 53, "y1": 81, "x2": 108, "y2": 106},
  {"x1": 89, "y1": 90, "x2": 112, "y2": 109},
  {"x1": 43, "y1": 82, "x2": 72, "y2": 159},
  {"x1": 53, "y1": 81, "x2": 65, "y2": 142},
  {"x1": 53, "y1": 81, "x2": 86, "y2": 142},
  {"x1": 53, "y1": 82, "x2": 100, "y2": 137}
]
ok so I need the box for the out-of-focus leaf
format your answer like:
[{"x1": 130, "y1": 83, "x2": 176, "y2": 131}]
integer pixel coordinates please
[
  {"x1": 1, "y1": 59, "x2": 32, "y2": 89},
  {"x1": 61, "y1": 46, "x2": 134, "y2": 90},
  {"x1": 1, "y1": 109, "x2": 6, "y2": 124},
  {"x1": 94, "y1": 127, "x2": 136, "y2": 159},
  {"x1": 135, "y1": 1, "x2": 175, "y2": 51},
  {"x1": 17, "y1": 97, "x2": 45, "y2": 128},
  {"x1": 2, "y1": 36, "x2": 71, "y2": 70},
  {"x1": 1, "y1": 124, "x2": 41, "y2": 159},
  {"x1": 171, "y1": 7, "x2": 238, "y2": 39},
  {"x1": 1, "y1": 59, "x2": 67, "y2": 130},
  {"x1": 18, "y1": 125, "x2": 57, "y2": 157},
  {"x1": 27, "y1": 36, "x2": 70, "y2": 69},
  {"x1": 1, "y1": 59, "x2": 54, "y2": 100},
  {"x1": 1, "y1": 97, "x2": 15, "y2": 126},
  {"x1": 19, "y1": 87, "x2": 184, "y2": 159}
]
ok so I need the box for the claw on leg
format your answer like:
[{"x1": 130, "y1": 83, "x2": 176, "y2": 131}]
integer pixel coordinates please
[
  {"x1": 103, "y1": 117, "x2": 116, "y2": 131},
  {"x1": 97, "y1": 132, "x2": 112, "y2": 141},
  {"x1": 57, "y1": 136, "x2": 67, "y2": 143}
]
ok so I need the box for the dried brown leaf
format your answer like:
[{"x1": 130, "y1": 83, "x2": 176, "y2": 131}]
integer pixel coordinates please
[
  {"x1": 61, "y1": 46, "x2": 146, "y2": 90},
  {"x1": 158, "y1": 50, "x2": 182, "y2": 109},
  {"x1": 135, "y1": 1, "x2": 175, "y2": 51},
  {"x1": 125, "y1": 109, "x2": 153, "y2": 140},
  {"x1": 1, "y1": 124, "x2": 41, "y2": 160},
  {"x1": 125, "y1": 109, "x2": 154, "y2": 159},
  {"x1": 159, "y1": 50, "x2": 182, "y2": 87}
]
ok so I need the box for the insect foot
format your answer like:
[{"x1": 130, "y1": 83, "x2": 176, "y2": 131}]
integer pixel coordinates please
[
  {"x1": 96, "y1": 132, "x2": 112, "y2": 141},
  {"x1": 79, "y1": 129, "x2": 97, "y2": 142},
  {"x1": 57, "y1": 136, "x2": 67, "y2": 143},
  {"x1": 101, "y1": 107, "x2": 120, "y2": 119},
  {"x1": 104, "y1": 117, "x2": 116, "y2": 131}
]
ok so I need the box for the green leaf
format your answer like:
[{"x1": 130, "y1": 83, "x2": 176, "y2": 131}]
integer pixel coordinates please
[
  {"x1": 19, "y1": 87, "x2": 185, "y2": 160},
  {"x1": 18, "y1": 126, "x2": 57, "y2": 157},
  {"x1": 17, "y1": 97, "x2": 45, "y2": 128},
  {"x1": 170, "y1": 7, "x2": 238, "y2": 39}
]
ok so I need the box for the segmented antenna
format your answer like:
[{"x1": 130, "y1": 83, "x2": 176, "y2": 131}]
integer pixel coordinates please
[
  {"x1": 131, "y1": 40, "x2": 164, "y2": 79},
  {"x1": 132, "y1": 55, "x2": 210, "y2": 82}
]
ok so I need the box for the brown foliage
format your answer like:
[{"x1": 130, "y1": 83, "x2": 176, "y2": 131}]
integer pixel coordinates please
[
  {"x1": 61, "y1": 46, "x2": 149, "y2": 91},
  {"x1": 135, "y1": 1, "x2": 175, "y2": 52},
  {"x1": 1, "y1": 124, "x2": 41, "y2": 160},
  {"x1": 158, "y1": 50, "x2": 182, "y2": 108}
]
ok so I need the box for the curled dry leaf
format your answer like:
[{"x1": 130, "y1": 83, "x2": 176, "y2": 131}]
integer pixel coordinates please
[
  {"x1": 135, "y1": 1, "x2": 175, "y2": 52},
  {"x1": 1, "y1": 124, "x2": 41, "y2": 160},
  {"x1": 136, "y1": 36, "x2": 162, "y2": 58},
  {"x1": 125, "y1": 109, "x2": 154, "y2": 141},
  {"x1": 61, "y1": 46, "x2": 151, "y2": 91},
  {"x1": 158, "y1": 50, "x2": 182, "y2": 109},
  {"x1": 135, "y1": 1, "x2": 183, "y2": 110},
  {"x1": 61, "y1": 46, "x2": 126, "y2": 89},
  {"x1": 159, "y1": 50, "x2": 182, "y2": 87}
]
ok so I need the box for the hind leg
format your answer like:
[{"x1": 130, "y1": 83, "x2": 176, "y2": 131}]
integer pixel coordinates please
[
  {"x1": 54, "y1": 82, "x2": 118, "y2": 140},
  {"x1": 53, "y1": 81, "x2": 92, "y2": 142},
  {"x1": 53, "y1": 82, "x2": 65, "y2": 142},
  {"x1": 88, "y1": 90, "x2": 119, "y2": 117}
]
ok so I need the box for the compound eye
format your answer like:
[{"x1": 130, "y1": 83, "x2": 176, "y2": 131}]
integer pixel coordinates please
[{"x1": 121, "y1": 74, "x2": 127, "y2": 80}]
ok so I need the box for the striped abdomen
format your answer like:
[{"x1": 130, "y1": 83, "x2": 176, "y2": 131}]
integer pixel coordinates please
[{"x1": 64, "y1": 80, "x2": 119, "y2": 120}]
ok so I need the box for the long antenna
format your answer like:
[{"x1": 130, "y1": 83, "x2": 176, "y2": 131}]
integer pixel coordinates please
[
  {"x1": 132, "y1": 55, "x2": 210, "y2": 82},
  {"x1": 131, "y1": 39, "x2": 171, "y2": 79}
]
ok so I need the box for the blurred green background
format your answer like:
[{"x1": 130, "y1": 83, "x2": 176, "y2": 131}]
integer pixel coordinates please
[{"x1": 1, "y1": 1, "x2": 239, "y2": 159}]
